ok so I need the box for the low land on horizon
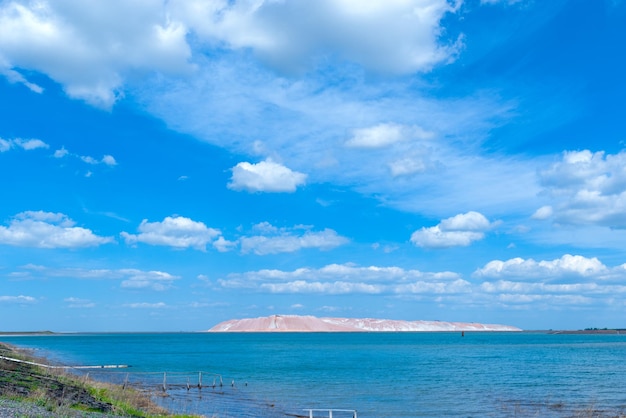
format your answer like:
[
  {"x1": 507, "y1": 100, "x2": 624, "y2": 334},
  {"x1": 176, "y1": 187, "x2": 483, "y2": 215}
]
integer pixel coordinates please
[{"x1": 208, "y1": 314, "x2": 522, "y2": 332}]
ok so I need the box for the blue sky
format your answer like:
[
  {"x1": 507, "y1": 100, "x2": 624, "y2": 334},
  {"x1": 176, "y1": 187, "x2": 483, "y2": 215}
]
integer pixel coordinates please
[{"x1": 1, "y1": 0, "x2": 626, "y2": 331}]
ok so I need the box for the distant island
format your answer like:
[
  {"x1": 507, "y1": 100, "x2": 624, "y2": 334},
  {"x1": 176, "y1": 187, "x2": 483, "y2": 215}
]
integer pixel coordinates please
[{"x1": 208, "y1": 315, "x2": 522, "y2": 332}]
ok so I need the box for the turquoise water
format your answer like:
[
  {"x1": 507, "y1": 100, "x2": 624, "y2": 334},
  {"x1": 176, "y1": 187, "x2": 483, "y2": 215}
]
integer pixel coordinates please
[{"x1": 2, "y1": 332, "x2": 626, "y2": 417}]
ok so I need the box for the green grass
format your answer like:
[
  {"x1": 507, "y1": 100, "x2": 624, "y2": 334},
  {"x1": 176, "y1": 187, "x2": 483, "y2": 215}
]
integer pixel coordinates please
[{"x1": 0, "y1": 342, "x2": 200, "y2": 417}]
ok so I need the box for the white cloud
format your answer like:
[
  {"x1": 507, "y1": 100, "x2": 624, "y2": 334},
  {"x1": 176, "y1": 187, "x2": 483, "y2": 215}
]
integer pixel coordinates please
[
  {"x1": 228, "y1": 159, "x2": 307, "y2": 193},
  {"x1": 54, "y1": 147, "x2": 69, "y2": 158},
  {"x1": 16, "y1": 138, "x2": 48, "y2": 150},
  {"x1": 388, "y1": 157, "x2": 428, "y2": 177},
  {"x1": 473, "y1": 254, "x2": 611, "y2": 280},
  {"x1": 345, "y1": 123, "x2": 433, "y2": 149},
  {"x1": 101, "y1": 155, "x2": 117, "y2": 165},
  {"x1": 0, "y1": 63, "x2": 43, "y2": 92},
  {"x1": 0, "y1": 0, "x2": 460, "y2": 108},
  {"x1": 119, "y1": 270, "x2": 179, "y2": 291},
  {"x1": 239, "y1": 226, "x2": 348, "y2": 255},
  {"x1": 0, "y1": 211, "x2": 114, "y2": 248},
  {"x1": 532, "y1": 205, "x2": 553, "y2": 220},
  {"x1": 169, "y1": 0, "x2": 462, "y2": 74},
  {"x1": 411, "y1": 211, "x2": 494, "y2": 248},
  {"x1": 53, "y1": 146, "x2": 118, "y2": 168},
  {"x1": 538, "y1": 150, "x2": 626, "y2": 228},
  {"x1": 64, "y1": 297, "x2": 95, "y2": 308},
  {"x1": 0, "y1": 295, "x2": 36, "y2": 303},
  {"x1": 13, "y1": 265, "x2": 180, "y2": 291},
  {"x1": 0, "y1": 0, "x2": 192, "y2": 108},
  {"x1": 480, "y1": 0, "x2": 523, "y2": 5},
  {"x1": 124, "y1": 302, "x2": 167, "y2": 309},
  {"x1": 219, "y1": 263, "x2": 464, "y2": 295},
  {"x1": 121, "y1": 216, "x2": 221, "y2": 251},
  {"x1": 81, "y1": 154, "x2": 117, "y2": 166},
  {"x1": 212, "y1": 236, "x2": 237, "y2": 252},
  {"x1": 0, "y1": 137, "x2": 49, "y2": 152}
]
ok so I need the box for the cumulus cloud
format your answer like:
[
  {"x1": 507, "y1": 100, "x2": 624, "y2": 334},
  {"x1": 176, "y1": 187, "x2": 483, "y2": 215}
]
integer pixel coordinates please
[
  {"x1": 218, "y1": 263, "x2": 464, "y2": 295},
  {"x1": 228, "y1": 159, "x2": 307, "y2": 193},
  {"x1": 0, "y1": 0, "x2": 192, "y2": 107},
  {"x1": 473, "y1": 254, "x2": 611, "y2": 280},
  {"x1": 411, "y1": 211, "x2": 494, "y2": 248},
  {"x1": 0, "y1": 211, "x2": 114, "y2": 248},
  {"x1": 169, "y1": 0, "x2": 462, "y2": 74},
  {"x1": 470, "y1": 254, "x2": 626, "y2": 309},
  {"x1": 121, "y1": 216, "x2": 221, "y2": 251},
  {"x1": 0, "y1": 137, "x2": 49, "y2": 152},
  {"x1": 537, "y1": 150, "x2": 626, "y2": 228},
  {"x1": 239, "y1": 224, "x2": 348, "y2": 255},
  {"x1": 0, "y1": 0, "x2": 461, "y2": 108}
]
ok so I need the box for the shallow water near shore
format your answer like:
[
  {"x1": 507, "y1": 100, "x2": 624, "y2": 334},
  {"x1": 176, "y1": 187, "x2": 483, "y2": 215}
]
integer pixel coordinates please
[{"x1": 2, "y1": 332, "x2": 626, "y2": 417}]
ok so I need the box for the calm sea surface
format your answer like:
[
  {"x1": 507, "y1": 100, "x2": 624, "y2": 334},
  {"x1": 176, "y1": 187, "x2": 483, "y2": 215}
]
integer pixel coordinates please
[{"x1": 2, "y1": 332, "x2": 626, "y2": 417}]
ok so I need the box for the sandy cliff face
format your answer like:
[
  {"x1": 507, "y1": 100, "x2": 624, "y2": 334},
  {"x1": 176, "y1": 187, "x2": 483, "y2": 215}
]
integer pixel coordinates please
[{"x1": 208, "y1": 315, "x2": 521, "y2": 332}]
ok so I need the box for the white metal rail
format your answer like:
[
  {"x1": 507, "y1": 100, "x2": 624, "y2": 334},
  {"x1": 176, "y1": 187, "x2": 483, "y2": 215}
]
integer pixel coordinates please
[{"x1": 303, "y1": 408, "x2": 357, "y2": 418}]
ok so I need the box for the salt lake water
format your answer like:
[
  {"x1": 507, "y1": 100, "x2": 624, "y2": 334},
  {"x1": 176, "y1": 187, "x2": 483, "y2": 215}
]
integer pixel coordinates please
[{"x1": 2, "y1": 332, "x2": 626, "y2": 417}]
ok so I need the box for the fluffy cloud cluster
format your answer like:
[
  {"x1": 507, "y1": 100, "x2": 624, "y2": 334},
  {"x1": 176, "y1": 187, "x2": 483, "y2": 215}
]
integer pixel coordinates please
[
  {"x1": 219, "y1": 263, "x2": 466, "y2": 295},
  {"x1": 214, "y1": 254, "x2": 626, "y2": 312},
  {"x1": 536, "y1": 150, "x2": 626, "y2": 228},
  {"x1": 0, "y1": 211, "x2": 113, "y2": 248},
  {"x1": 228, "y1": 159, "x2": 307, "y2": 193},
  {"x1": 119, "y1": 217, "x2": 346, "y2": 254},
  {"x1": 171, "y1": 0, "x2": 462, "y2": 74},
  {"x1": 411, "y1": 211, "x2": 494, "y2": 248},
  {"x1": 0, "y1": 137, "x2": 48, "y2": 152},
  {"x1": 474, "y1": 254, "x2": 610, "y2": 280},
  {"x1": 472, "y1": 254, "x2": 626, "y2": 308},
  {"x1": 240, "y1": 224, "x2": 348, "y2": 255},
  {"x1": 0, "y1": 0, "x2": 461, "y2": 107},
  {"x1": 121, "y1": 216, "x2": 221, "y2": 251},
  {"x1": 0, "y1": 0, "x2": 192, "y2": 107}
]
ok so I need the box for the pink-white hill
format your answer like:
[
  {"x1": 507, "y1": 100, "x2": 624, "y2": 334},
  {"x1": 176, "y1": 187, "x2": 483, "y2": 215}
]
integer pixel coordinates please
[{"x1": 208, "y1": 315, "x2": 521, "y2": 332}]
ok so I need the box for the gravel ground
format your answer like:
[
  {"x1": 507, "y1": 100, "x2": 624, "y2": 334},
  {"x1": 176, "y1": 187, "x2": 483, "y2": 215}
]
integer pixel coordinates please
[{"x1": 0, "y1": 398, "x2": 129, "y2": 417}]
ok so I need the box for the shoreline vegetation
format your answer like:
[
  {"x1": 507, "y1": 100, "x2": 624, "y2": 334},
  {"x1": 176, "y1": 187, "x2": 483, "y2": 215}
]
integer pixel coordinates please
[{"x1": 0, "y1": 342, "x2": 199, "y2": 417}]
